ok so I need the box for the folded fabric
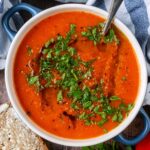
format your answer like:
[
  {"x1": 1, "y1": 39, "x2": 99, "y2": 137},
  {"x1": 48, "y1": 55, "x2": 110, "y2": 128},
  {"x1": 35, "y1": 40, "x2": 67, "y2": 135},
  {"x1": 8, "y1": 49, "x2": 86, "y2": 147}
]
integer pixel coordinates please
[
  {"x1": 0, "y1": 0, "x2": 22, "y2": 70},
  {"x1": 0, "y1": 0, "x2": 11, "y2": 69},
  {"x1": 56, "y1": 0, "x2": 87, "y2": 3},
  {"x1": 0, "y1": 0, "x2": 4, "y2": 13}
]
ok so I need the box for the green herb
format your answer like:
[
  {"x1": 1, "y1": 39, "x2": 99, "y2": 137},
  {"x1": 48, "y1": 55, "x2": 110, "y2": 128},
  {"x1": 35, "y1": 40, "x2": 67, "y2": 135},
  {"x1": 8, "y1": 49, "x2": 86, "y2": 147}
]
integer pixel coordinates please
[
  {"x1": 82, "y1": 23, "x2": 119, "y2": 45},
  {"x1": 119, "y1": 103, "x2": 134, "y2": 112},
  {"x1": 126, "y1": 146, "x2": 133, "y2": 150},
  {"x1": 27, "y1": 76, "x2": 39, "y2": 85},
  {"x1": 82, "y1": 141, "x2": 133, "y2": 150},
  {"x1": 103, "y1": 128, "x2": 108, "y2": 133},
  {"x1": 27, "y1": 46, "x2": 33, "y2": 56},
  {"x1": 110, "y1": 96, "x2": 121, "y2": 101},
  {"x1": 99, "y1": 22, "x2": 105, "y2": 28},
  {"x1": 27, "y1": 75, "x2": 42, "y2": 91},
  {"x1": 85, "y1": 120, "x2": 92, "y2": 126},
  {"x1": 45, "y1": 38, "x2": 55, "y2": 48},
  {"x1": 90, "y1": 95, "x2": 99, "y2": 101},
  {"x1": 122, "y1": 76, "x2": 127, "y2": 81},
  {"x1": 89, "y1": 105, "x2": 94, "y2": 111},
  {"x1": 104, "y1": 29, "x2": 119, "y2": 44},
  {"x1": 119, "y1": 103, "x2": 127, "y2": 110},
  {"x1": 93, "y1": 106, "x2": 100, "y2": 113},
  {"x1": 42, "y1": 49, "x2": 50, "y2": 55},
  {"x1": 112, "y1": 113, "x2": 118, "y2": 122},
  {"x1": 112, "y1": 111, "x2": 123, "y2": 122},
  {"x1": 81, "y1": 26, "x2": 102, "y2": 45},
  {"x1": 97, "y1": 119, "x2": 107, "y2": 127},
  {"x1": 83, "y1": 101, "x2": 92, "y2": 109},
  {"x1": 72, "y1": 89, "x2": 82, "y2": 100},
  {"x1": 127, "y1": 104, "x2": 134, "y2": 111},
  {"x1": 68, "y1": 47, "x2": 76, "y2": 56},
  {"x1": 66, "y1": 24, "x2": 76, "y2": 43},
  {"x1": 82, "y1": 58, "x2": 96, "y2": 68},
  {"x1": 118, "y1": 111, "x2": 123, "y2": 122},
  {"x1": 71, "y1": 103, "x2": 79, "y2": 110},
  {"x1": 83, "y1": 68, "x2": 92, "y2": 79},
  {"x1": 71, "y1": 69, "x2": 78, "y2": 81},
  {"x1": 57, "y1": 90, "x2": 63, "y2": 103},
  {"x1": 82, "y1": 87, "x2": 90, "y2": 102},
  {"x1": 79, "y1": 112, "x2": 89, "y2": 120},
  {"x1": 82, "y1": 147, "x2": 90, "y2": 150},
  {"x1": 99, "y1": 112, "x2": 107, "y2": 119}
]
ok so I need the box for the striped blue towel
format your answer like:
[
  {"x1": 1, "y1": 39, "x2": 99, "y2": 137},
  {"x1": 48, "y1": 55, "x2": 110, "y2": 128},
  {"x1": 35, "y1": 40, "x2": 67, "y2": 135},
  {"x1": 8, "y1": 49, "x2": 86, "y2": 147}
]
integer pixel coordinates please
[{"x1": 0, "y1": 0, "x2": 4, "y2": 13}]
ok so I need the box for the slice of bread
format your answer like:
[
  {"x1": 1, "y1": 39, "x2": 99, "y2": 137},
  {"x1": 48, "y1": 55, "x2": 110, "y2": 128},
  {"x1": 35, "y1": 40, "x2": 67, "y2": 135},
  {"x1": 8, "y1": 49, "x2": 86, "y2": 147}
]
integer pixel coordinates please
[{"x1": 0, "y1": 103, "x2": 48, "y2": 150}]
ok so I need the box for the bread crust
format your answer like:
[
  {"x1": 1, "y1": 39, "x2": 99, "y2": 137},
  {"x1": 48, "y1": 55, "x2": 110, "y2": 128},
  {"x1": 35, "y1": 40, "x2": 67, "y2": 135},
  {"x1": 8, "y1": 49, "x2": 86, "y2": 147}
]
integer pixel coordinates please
[{"x1": 0, "y1": 103, "x2": 48, "y2": 150}]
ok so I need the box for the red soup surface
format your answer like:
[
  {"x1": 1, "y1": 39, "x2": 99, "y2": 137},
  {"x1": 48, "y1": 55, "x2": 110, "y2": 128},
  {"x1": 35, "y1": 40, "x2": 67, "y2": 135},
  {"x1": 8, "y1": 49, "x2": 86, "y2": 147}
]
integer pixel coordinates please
[{"x1": 14, "y1": 12, "x2": 139, "y2": 139}]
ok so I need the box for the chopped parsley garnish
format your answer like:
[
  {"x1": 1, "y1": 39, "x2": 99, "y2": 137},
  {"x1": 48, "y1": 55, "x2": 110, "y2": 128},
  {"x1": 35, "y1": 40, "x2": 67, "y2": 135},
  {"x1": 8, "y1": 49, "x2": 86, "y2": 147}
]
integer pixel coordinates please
[
  {"x1": 82, "y1": 23, "x2": 119, "y2": 45},
  {"x1": 57, "y1": 90, "x2": 63, "y2": 103},
  {"x1": 109, "y1": 95, "x2": 121, "y2": 101},
  {"x1": 26, "y1": 23, "x2": 134, "y2": 128},
  {"x1": 104, "y1": 29, "x2": 119, "y2": 44},
  {"x1": 122, "y1": 76, "x2": 127, "y2": 81},
  {"x1": 45, "y1": 38, "x2": 55, "y2": 48},
  {"x1": 27, "y1": 46, "x2": 33, "y2": 56},
  {"x1": 27, "y1": 75, "x2": 38, "y2": 85}
]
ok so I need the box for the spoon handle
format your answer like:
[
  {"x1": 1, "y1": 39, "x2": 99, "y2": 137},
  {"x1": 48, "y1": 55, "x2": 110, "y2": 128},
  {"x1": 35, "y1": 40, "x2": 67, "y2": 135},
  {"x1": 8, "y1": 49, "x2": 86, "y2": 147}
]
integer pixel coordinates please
[{"x1": 103, "y1": 0, "x2": 123, "y2": 35}]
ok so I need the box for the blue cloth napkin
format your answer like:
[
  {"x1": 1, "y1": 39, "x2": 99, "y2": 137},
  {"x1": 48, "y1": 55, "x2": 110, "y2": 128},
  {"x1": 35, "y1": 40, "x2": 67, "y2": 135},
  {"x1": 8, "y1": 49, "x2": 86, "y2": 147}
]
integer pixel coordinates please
[
  {"x1": 0, "y1": 0, "x2": 4, "y2": 13},
  {"x1": 0, "y1": 0, "x2": 22, "y2": 70}
]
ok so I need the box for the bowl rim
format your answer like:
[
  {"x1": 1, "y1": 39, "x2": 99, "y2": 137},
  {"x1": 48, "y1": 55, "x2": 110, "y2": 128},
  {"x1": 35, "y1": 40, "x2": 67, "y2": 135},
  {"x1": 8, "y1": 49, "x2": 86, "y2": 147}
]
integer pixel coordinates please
[{"x1": 5, "y1": 4, "x2": 147, "y2": 147}]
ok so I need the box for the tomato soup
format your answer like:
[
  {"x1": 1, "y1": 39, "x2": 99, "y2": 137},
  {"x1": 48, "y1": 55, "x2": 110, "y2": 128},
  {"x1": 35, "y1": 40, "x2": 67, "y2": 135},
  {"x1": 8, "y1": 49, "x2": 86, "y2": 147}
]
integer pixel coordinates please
[{"x1": 13, "y1": 12, "x2": 139, "y2": 139}]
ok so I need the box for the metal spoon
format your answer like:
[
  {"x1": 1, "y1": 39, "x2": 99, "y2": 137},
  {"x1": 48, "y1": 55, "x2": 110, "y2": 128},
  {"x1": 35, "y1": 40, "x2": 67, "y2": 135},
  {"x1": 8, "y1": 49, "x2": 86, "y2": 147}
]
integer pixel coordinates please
[{"x1": 103, "y1": 0, "x2": 123, "y2": 35}]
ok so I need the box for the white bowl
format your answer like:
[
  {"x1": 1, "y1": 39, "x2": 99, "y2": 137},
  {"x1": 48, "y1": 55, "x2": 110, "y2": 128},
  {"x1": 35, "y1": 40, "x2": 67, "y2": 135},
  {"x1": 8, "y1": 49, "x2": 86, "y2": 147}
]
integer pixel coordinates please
[{"x1": 5, "y1": 4, "x2": 147, "y2": 147}]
